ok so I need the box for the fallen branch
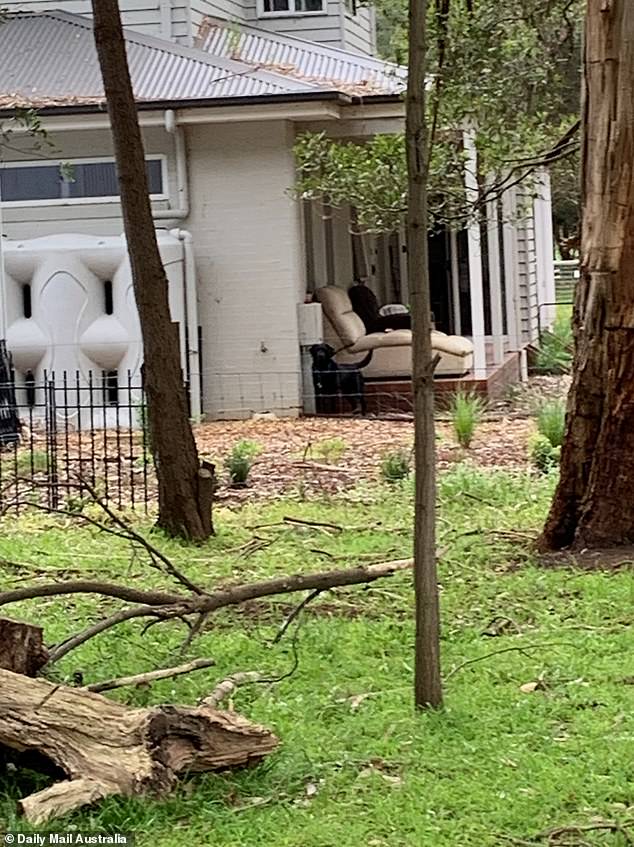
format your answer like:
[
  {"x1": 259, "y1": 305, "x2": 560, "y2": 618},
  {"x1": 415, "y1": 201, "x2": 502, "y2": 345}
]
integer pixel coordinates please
[
  {"x1": 203, "y1": 672, "x2": 264, "y2": 708},
  {"x1": 0, "y1": 581, "x2": 184, "y2": 609},
  {"x1": 85, "y1": 657, "x2": 216, "y2": 693},
  {"x1": 46, "y1": 605, "x2": 180, "y2": 665},
  {"x1": 3, "y1": 559, "x2": 414, "y2": 663},
  {"x1": 0, "y1": 668, "x2": 277, "y2": 825}
]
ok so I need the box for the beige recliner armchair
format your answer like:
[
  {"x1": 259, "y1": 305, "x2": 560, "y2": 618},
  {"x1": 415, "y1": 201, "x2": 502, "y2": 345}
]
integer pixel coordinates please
[{"x1": 314, "y1": 286, "x2": 474, "y2": 378}]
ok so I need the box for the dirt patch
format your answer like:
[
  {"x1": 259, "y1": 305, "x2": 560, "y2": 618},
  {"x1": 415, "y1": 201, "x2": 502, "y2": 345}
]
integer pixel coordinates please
[
  {"x1": 194, "y1": 415, "x2": 536, "y2": 502},
  {"x1": 538, "y1": 546, "x2": 634, "y2": 572}
]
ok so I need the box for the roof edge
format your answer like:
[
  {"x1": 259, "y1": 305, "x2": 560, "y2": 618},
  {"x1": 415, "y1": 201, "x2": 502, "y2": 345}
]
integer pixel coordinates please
[{"x1": 0, "y1": 89, "x2": 368, "y2": 118}]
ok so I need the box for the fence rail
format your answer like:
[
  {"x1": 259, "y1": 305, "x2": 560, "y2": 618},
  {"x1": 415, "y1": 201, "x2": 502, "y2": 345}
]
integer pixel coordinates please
[{"x1": 0, "y1": 371, "x2": 152, "y2": 513}]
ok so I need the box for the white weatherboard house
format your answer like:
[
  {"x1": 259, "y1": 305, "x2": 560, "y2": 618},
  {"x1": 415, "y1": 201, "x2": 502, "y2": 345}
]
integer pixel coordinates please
[{"x1": 0, "y1": 0, "x2": 555, "y2": 421}]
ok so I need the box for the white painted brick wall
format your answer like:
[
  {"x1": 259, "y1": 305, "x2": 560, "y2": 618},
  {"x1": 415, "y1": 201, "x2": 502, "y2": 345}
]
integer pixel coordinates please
[{"x1": 184, "y1": 120, "x2": 305, "y2": 419}]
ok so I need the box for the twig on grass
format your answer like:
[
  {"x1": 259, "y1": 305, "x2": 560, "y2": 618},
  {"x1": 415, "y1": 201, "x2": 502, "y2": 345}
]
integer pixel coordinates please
[
  {"x1": 273, "y1": 589, "x2": 324, "y2": 644},
  {"x1": 77, "y1": 477, "x2": 205, "y2": 595},
  {"x1": 85, "y1": 657, "x2": 216, "y2": 693},
  {"x1": 444, "y1": 642, "x2": 575, "y2": 681},
  {"x1": 502, "y1": 817, "x2": 634, "y2": 846}
]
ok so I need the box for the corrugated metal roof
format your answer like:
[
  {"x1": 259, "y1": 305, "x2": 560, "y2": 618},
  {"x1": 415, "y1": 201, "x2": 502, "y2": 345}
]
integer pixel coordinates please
[
  {"x1": 0, "y1": 10, "x2": 323, "y2": 109},
  {"x1": 198, "y1": 17, "x2": 407, "y2": 97}
]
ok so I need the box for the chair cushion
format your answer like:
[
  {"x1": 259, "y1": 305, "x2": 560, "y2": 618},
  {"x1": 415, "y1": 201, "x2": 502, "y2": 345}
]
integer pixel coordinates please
[
  {"x1": 431, "y1": 331, "x2": 474, "y2": 357},
  {"x1": 314, "y1": 286, "x2": 366, "y2": 347},
  {"x1": 348, "y1": 284, "x2": 381, "y2": 333},
  {"x1": 348, "y1": 329, "x2": 412, "y2": 353}
]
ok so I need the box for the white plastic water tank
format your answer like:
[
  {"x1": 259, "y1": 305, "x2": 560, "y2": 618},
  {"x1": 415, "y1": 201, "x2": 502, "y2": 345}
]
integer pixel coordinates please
[{"x1": 1, "y1": 232, "x2": 186, "y2": 428}]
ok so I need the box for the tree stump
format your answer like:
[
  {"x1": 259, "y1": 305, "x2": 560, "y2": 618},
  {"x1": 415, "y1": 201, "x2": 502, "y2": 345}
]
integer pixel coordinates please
[
  {"x1": 0, "y1": 668, "x2": 278, "y2": 825},
  {"x1": 0, "y1": 618, "x2": 49, "y2": 676}
]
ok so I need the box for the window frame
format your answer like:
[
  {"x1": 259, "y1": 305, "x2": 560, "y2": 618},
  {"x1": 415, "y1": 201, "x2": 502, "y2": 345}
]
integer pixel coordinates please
[
  {"x1": 256, "y1": 0, "x2": 326, "y2": 18},
  {"x1": 0, "y1": 155, "x2": 168, "y2": 208}
]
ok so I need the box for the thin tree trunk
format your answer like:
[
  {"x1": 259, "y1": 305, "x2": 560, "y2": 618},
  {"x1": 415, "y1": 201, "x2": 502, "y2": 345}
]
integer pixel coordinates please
[
  {"x1": 91, "y1": 0, "x2": 212, "y2": 540},
  {"x1": 407, "y1": 0, "x2": 442, "y2": 709},
  {"x1": 541, "y1": 0, "x2": 634, "y2": 550}
]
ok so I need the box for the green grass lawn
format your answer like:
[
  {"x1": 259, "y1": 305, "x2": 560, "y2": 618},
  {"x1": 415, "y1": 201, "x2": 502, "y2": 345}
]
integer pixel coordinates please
[{"x1": 2, "y1": 464, "x2": 634, "y2": 846}]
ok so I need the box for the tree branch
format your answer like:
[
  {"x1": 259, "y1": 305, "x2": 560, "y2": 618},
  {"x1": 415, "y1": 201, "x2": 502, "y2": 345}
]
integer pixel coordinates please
[
  {"x1": 0, "y1": 581, "x2": 184, "y2": 609},
  {"x1": 85, "y1": 657, "x2": 216, "y2": 693}
]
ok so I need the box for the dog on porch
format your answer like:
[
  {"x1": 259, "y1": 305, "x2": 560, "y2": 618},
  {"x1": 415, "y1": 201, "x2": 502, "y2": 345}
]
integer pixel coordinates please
[{"x1": 309, "y1": 343, "x2": 366, "y2": 416}]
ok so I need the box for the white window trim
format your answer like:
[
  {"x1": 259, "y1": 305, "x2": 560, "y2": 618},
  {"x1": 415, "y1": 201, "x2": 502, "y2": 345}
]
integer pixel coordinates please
[
  {"x1": 256, "y1": 0, "x2": 326, "y2": 18},
  {"x1": 0, "y1": 155, "x2": 168, "y2": 208}
]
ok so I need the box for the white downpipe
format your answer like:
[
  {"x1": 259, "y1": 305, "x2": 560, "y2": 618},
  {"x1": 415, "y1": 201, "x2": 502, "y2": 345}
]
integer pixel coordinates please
[
  {"x1": 156, "y1": 110, "x2": 189, "y2": 222},
  {"x1": 171, "y1": 228, "x2": 202, "y2": 420}
]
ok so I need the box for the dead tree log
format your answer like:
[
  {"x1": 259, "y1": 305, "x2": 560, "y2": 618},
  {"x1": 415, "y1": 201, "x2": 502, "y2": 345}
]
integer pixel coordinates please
[
  {"x1": 0, "y1": 668, "x2": 278, "y2": 825},
  {"x1": 0, "y1": 618, "x2": 48, "y2": 675}
]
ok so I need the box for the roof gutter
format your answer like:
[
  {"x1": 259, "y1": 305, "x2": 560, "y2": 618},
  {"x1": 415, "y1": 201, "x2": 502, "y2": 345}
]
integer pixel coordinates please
[{"x1": 0, "y1": 90, "x2": 354, "y2": 119}]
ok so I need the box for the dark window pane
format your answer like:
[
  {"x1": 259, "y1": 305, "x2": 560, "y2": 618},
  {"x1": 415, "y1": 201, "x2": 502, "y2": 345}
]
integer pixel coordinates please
[
  {"x1": 263, "y1": 0, "x2": 290, "y2": 10},
  {"x1": 298, "y1": 0, "x2": 323, "y2": 9},
  {"x1": 1, "y1": 165, "x2": 61, "y2": 201},
  {"x1": 1, "y1": 159, "x2": 163, "y2": 201},
  {"x1": 145, "y1": 159, "x2": 163, "y2": 194},
  {"x1": 64, "y1": 162, "x2": 120, "y2": 198}
]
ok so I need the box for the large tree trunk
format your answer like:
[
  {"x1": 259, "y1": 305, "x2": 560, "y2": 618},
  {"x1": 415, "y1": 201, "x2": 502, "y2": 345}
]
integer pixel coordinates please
[
  {"x1": 91, "y1": 0, "x2": 213, "y2": 540},
  {"x1": 407, "y1": 0, "x2": 442, "y2": 709},
  {"x1": 541, "y1": 0, "x2": 634, "y2": 550},
  {"x1": 0, "y1": 669, "x2": 278, "y2": 825}
]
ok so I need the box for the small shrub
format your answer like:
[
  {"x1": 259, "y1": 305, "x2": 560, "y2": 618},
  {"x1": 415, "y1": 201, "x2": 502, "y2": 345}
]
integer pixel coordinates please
[
  {"x1": 535, "y1": 314, "x2": 573, "y2": 374},
  {"x1": 450, "y1": 390, "x2": 485, "y2": 449},
  {"x1": 15, "y1": 449, "x2": 48, "y2": 476},
  {"x1": 536, "y1": 399, "x2": 566, "y2": 448},
  {"x1": 380, "y1": 448, "x2": 411, "y2": 483},
  {"x1": 313, "y1": 437, "x2": 347, "y2": 465},
  {"x1": 224, "y1": 440, "x2": 262, "y2": 487},
  {"x1": 529, "y1": 433, "x2": 561, "y2": 474}
]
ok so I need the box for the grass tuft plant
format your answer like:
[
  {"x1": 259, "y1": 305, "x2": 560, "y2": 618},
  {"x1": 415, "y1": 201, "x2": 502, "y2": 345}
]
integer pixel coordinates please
[
  {"x1": 312, "y1": 437, "x2": 347, "y2": 465},
  {"x1": 535, "y1": 313, "x2": 573, "y2": 374},
  {"x1": 380, "y1": 448, "x2": 411, "y2": 483},
  {"x1": 224, "y1": 440, "x2": 262, "y2": 487},
  {"x1": 529, "y1": 433, "x2": 561, "y2": 474},
  {"x1": 450, "y1": 390, "x2": 485, "y2": 449},
  {"x1": 536, "y1": 398, "x2": 566, "y2": 448}
]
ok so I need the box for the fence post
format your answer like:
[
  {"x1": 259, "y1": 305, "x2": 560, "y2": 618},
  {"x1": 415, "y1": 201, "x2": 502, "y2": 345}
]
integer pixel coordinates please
[{"x1": 45, "y1": 378, "x2": 59, "y2": 509}]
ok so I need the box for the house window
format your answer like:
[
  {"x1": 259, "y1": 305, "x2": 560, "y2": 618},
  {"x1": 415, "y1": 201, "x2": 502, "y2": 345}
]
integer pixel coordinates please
[
  {"x1": 259, "y1": 0, "x2": 324, "y2": 15},
  {"x1": 345, "y1": 0, "x2": 358, "y2": 14},
  {"x1": 0, "y1": 157, "x2": 165, "y2": 205}
]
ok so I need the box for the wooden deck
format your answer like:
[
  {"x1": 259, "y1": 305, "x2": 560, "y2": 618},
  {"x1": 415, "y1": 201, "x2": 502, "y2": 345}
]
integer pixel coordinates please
[{"x1": 361, "y1": 351, "x2": 522, "y2": 415}]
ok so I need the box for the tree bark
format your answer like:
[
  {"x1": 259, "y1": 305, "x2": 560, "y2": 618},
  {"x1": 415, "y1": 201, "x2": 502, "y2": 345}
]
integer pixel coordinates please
[
  {"x1": 541, "y1": 0, "x2": 634, "y2": 550},
  {"x1": 91, "y1": 0, "x2": 212, "y2": 540},
  {"x1": 0, "y1": 669, "x2": 278, "y2": 825},
  {"x1": 0, "y1": 618, "x2": 48, "y2": 675},
  {"x1": 407, "y1": 0, "x2": 442, "y2": 708}
]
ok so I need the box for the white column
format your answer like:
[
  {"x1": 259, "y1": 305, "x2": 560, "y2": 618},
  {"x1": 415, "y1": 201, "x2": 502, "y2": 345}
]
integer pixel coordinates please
[
  {"x1": 533, "y1": 170, "x2": 557, "y2": 331},
  {"x1": 463, "y1": 130, "x2": 487, "y2": 377},
  {"x1": 502, "y1": 187, "x2": 521, "y2": 352},
  {"x1": 486, "y1": 194, "x2": 505, "y2": 365},
  {"x1": 449, "y1": 229, "x2": 461, "y2": 335}
]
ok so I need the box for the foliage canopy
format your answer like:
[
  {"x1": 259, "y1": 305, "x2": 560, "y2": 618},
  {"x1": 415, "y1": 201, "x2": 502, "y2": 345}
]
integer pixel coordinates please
[{"x1": 295, "y1": 0, "x2": 582, "y2": 233}]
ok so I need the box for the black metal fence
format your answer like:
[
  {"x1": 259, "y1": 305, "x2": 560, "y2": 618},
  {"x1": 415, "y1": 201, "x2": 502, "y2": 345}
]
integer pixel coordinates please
[{"x1": 0, "y1": 371, "x2": 152, "y2": 514}]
